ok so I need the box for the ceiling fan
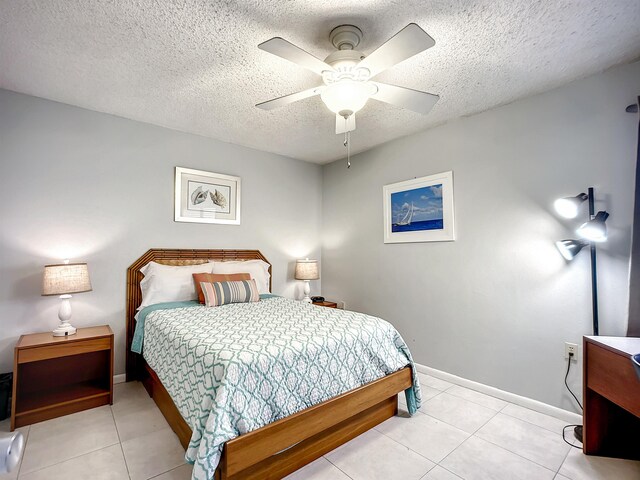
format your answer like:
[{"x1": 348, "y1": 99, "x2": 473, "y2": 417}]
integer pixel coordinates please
[{"x1": 256, "y1": 23, "x2": 439, "y2": 135}]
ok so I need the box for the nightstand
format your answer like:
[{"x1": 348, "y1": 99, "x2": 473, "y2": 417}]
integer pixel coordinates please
[
  {"x1": 312, "y1": 301, "x2": 338, "y2": 308},
  {"x1": 11, "y1": 325, "x2": 113, "y2": 430}
]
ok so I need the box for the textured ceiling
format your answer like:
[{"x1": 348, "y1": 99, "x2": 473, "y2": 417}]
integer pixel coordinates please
[{"x1": 1, "y1": 1, "x2": 639, "y2": 164}]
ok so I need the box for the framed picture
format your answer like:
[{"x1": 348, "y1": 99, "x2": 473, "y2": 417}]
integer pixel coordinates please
[
  {"x1": 383, "y1": 171, "x2": 455, "y2": 243},
  {"x1": 174, "y1": 167, "x2": 241, "y2": 224}
]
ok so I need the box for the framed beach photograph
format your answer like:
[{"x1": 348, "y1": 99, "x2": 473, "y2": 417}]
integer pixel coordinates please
[
  {"x1": 174, "y1": 167, "x2": 241, "y2": 224},
  {"x1": 383, "y1": 171, "x2": 455, "y2": 243}
]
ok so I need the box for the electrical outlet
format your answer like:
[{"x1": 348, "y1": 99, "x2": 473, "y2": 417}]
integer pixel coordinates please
[
  {"x1": 565, "y1": 342, "x2": 578, "y2": 360},
  {"x1": 337, "y1": 301, "x2": 346, "y2": 310}
]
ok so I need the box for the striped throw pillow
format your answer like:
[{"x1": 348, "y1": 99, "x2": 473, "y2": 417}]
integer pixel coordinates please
[
  {"x1": 201, "y1": 279, "x2": 260, "y2": 307},
  {"x1": 193, "y1": 272, "x2": 251, "y2": 304}
]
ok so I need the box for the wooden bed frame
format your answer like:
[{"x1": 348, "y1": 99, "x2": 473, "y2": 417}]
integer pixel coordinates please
[{"x1": 126, "y1": 249, "x2": 412, "y2": 480}]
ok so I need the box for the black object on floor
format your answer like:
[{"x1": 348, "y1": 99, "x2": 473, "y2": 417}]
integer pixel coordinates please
[
  {"x1": 574, "y1": 425, "x2": 583, "y2": 443},
  {"x1": 0, "y1": 373, "x2": 12, "y2": 421}
]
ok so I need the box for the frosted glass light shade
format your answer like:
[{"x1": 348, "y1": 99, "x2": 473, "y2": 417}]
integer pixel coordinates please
[
  {"x1": 42, "y1": 263, "x2": 92, "y2": 296},
  {"x1": 295, "y1": 259, "x2": 319, "y2": 280},
  {"x1": 321, "y1": 80, "x2": 372, "y2": 116}
]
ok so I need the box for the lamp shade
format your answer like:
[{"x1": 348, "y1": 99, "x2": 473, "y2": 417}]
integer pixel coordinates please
[
  {"x1": 554, "y1": 193, "x2": 588, "y2": 219},
  {"x1": 555, "y1": 239, "x2": 588, "y2": 261},
  {"x1": 295, "y1": 259, "x2": 319, "y2": 281},
  {"x1": 577, "y1": 211, "x2": 609, "y2": 242},
  {"x1": 42, "y1": 263, "x2": 92, "y2": 296}
]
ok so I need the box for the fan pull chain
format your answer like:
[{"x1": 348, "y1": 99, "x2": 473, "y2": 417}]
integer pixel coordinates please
[{"x1": 343, "y1": 130, "x2": 351, "y2": 168}]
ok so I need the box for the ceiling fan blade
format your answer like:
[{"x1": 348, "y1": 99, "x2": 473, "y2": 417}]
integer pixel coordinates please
[
  {"x1": 357, "y1": 24, "x2": 435, "y2": 79},
  {"x1": 256, "y1": 87, "x2": 323, "y2": 111},
  {"x1": 336, "y1": 114, "x2": 356, "y2": 134},
  {"x1": 259, "y1": 37, "x2": 334, "y2": 76},
  {"x1": 371, "y1": 82, "x2": 439, "y2": 115}
]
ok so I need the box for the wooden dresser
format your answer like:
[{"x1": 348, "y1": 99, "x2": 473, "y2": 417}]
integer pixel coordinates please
[{"x1": 583, "y1": 336, "x2": 640, "y2": 460}]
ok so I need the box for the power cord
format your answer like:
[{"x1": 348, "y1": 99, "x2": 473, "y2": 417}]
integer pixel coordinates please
[
  {"x1": 564, "y1": 352, "x2": 583, "y2": 410},
  {"x1": 563, "y1": 425, "x2": 583, "y2": 449},
  {"x1": 562, "y1": 352, "x2": 583, "y2": 449}
]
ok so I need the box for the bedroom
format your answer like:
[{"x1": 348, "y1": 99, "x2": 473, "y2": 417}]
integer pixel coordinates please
[{"x1": 1, "y1": 1, "x2": 640, "y2": 479}]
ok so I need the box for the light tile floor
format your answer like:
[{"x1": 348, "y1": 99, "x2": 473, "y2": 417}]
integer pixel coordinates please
[{"x1": 2, "y1": 376, "x2": 640, "y2": 480}]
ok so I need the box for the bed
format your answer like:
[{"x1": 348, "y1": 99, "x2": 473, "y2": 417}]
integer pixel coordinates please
[{"x1": 125, "y1": 249, "x2": 420, "y2": 479}]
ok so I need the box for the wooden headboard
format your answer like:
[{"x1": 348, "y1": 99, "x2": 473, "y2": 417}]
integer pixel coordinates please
[{"x1": 125, "y1": 248, "x2": 272, "y2": 380}]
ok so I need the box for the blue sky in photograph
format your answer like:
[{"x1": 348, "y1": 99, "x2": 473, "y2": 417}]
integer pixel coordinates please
[{"x1": 391, "y1": 184, "x2": 443, "y2": 222}]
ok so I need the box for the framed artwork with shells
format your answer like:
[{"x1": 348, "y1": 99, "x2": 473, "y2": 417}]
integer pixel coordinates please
[{"x1": 174, "y1": 167, "x2": 241, "y2": 224}]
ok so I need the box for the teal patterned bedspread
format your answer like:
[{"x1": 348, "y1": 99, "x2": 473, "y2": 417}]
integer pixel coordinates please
[{"x1": 136, "y1": 296, "x2": 421, "y2": 480}]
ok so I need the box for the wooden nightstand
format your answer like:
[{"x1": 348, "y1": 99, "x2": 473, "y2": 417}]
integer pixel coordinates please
[
  {"x1": 312, "y1": 301, "x2": 338, "y2": 308},
  {"x1": 11, "y1": 325, "x2": 113, "y2": 430}
]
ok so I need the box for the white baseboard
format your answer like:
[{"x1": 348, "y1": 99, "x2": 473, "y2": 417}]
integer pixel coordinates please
[
  {"x1": 113, "y1": 374, "x2": 126, "y2": 384},
  {"x1": 414, "y1": 362, "x2": 582, "y2": 424}
]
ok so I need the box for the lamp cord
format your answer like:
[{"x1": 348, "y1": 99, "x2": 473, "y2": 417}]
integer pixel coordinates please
[
  {"x1": 562, "y1": 425, "x2": 583, "y2": 449},
  {"x1": 564, "y1": 354, "x2": 583, "y2": 411},
  {"x1": 562, "y1": 353, "x2": 583, "y2": 449}
]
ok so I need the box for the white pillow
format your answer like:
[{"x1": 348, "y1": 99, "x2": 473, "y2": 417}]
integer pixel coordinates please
[
  {"x1": 139, "y1": 261, "x2": 214, "y2": 309},
  {"x1": 211, "y1": 260, "x2": 271, "y2": 294}
]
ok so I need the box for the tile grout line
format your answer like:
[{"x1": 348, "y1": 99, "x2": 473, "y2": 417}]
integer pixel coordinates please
[
  {"x1": 555, "y1": 441, "x2": 576, "y2": 477},
  {"x1": 373, "y1": 418, "x2": 444, "y2": 466},
  {"x1": 428, "y1": 400, "x2": 558, "y2": 477},
  {"x1": 472, "y1": 429, "x2": 564, "y2": 475},
  {"x1": 479, "y1": 407, "x2": 575, "y2": 443},
  {"x1": 109, "y1": 403, "x2": 133, "y2": 480},
  {"x1": 322, "y1": 454, "x2": 356, "y2": 480},
  {"x1": 435, "y1": 380, "x2": 582, "y2": 427},
  {"x1": 444, "y1": 387, "x2": 510, "y2": 413},
  {"x1": 14, "y1": 426, "x2": 29, "y2": 479},
  {"x1": 15, "y1": 409, "x2": 120, "y2": 478},
  {"x1": 418, "y1": 395, "x2": 500, "y2": 438},
  {"x1": 17, "y1": 441, "x2": 120, "y2": 478},
  {"x1": 388, "y1": 389, "x2": 572, "y2": 478},
  {"x1": 499, "y1": 408, "x2": 577, "y2": 437},
  {"x1": 422, "y1": 464, "x2": 464, "y2": 480},
  {"x1": 146, "y1": 464, "x2": 188, "y2": 480},
  {"x1": 436, "y1": 431, "x2": 475, "y2": 467},
  {"x1": 469, "y1": 400, "x2": 566, "y2": 474},
  {"x1": 417, "y1": 462, "x2": 438, "y2": 479}
]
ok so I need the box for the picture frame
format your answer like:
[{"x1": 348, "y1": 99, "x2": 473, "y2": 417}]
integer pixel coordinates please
[
  {"x1": 174, "y1": 167, "x2": 241, "y2": 224},
  {"x1": 383, "y1": 171, "x2": 455, "y2": 243}
]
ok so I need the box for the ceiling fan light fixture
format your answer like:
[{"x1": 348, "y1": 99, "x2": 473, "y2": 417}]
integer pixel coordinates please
[
  {"x1": 320, "y1": 80, "x2": 375, "y2": 116},
  {"x1": 257, "y1": 23, "x2": 438, "y2": 134}
]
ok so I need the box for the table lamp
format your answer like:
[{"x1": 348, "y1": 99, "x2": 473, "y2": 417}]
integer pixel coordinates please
[
  {"x1": 295, "y1": 258, "x2": 319, "y2": 303},
  {"x1": 42, "y1": 262, "x2": 92, "y2": 336}
]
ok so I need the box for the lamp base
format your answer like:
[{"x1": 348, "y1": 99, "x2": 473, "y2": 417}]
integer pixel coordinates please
[
  {"x1": 302, "y1": 280, "x2": 312, "y2": 303},
  {"x1": 573, "y1": 425, "x2": 583, "y2": 443},
  {"x1": 52, "y1": 322, "x2": 77, "y2": 337}
]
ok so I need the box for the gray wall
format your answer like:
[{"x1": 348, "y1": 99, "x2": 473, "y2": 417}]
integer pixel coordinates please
[
  {"x1": 0, "y1": 89, "x2": 322, "y2": 375},
  {"x1": 322, "y1": 60, "x2": 640, "y2": 410}
]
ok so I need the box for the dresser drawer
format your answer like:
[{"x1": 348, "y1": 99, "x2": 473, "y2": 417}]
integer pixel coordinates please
[
  {"x1": 586, "y1": 342, "x2": 640, "y2": 417},
  {"x1": 18, "y1": 337, "x2": 111, "y2": 364}
]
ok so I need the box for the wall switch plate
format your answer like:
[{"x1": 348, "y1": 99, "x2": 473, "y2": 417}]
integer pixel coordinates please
[{"x1": 565, "y1": 342, "x2": 578, "y2": 360}]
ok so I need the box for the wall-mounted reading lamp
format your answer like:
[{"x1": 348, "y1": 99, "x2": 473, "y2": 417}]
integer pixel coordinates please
[{"x1": 554, "y1": 187, "x2": 610, "y2": 336}]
